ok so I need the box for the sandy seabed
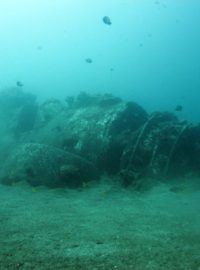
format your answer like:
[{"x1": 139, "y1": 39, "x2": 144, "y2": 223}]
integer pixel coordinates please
[{"x1": 0, "y1": 179, "x2": 200, "y2": 270}]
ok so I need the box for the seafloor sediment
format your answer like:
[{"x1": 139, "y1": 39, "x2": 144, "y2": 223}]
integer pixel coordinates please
[{"x1": 0, "y1": 179, "x2": 200, "y2": 270}]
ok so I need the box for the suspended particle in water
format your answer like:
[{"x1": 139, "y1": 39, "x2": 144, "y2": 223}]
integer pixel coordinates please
[{"x1": 36, "y1": 45, "x2": 43, "y2": 51}]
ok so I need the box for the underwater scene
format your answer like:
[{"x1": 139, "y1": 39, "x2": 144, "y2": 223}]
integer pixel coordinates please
[{"x1": 0, "y1": 1, "x2": 200, "y2": 269}]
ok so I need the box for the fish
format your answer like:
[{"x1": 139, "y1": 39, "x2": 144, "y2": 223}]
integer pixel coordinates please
[
  {"x1": 102, "y1": 16, "x2": 112, "y2": 25},
  {"x1": 85, "y1": 58, "x2": 93, "y2": 63},
  {"x1": 16, "y1": 81, "x2": 23, "y2": 87},
  {"x1": 175, "y1": 105, "x2": 183, "y2": 112}
]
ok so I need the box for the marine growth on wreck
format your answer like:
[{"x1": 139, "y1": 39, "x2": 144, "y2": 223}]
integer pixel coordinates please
[{"x1": 0, "y1": 88, "x2": 199, "y2": 189}]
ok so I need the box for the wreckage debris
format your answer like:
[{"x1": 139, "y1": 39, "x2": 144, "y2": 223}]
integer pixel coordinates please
[{"x1": 0, "y1": 89, "x2": 200, "y2": 189}]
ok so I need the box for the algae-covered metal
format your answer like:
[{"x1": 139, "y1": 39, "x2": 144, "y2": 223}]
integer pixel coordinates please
[{"x1": 0, "y1": 89, "x2": 200, "y2": 188}]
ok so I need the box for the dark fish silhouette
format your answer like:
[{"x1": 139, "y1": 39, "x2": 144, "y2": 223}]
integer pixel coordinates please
[
  {"x1": 175, "y1": 105, "x2": 183, "y2": 112},
  {"x1": 16, "y1": 81, "x2": 23, "y2": 87},
  {"x1": 102, "y1": 16, "x2": 112, "y2": 25},
  {"x1": 85, "y1": 58, "x2": 93, "y2": 63}
]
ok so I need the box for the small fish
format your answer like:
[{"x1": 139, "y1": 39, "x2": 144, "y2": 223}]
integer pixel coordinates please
[
  {"x1": 102, "y1": 16, "x2": 112, "y2": 25},
  {"x1": 16, "y1": 81, "x2": 23, "y2": 87},
  {"x1": 85, "y1": 58, "x2": 93, "y2": 64},
  {"x1": 175, "y1": 105, "x2": 183, "y2": 112}
]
